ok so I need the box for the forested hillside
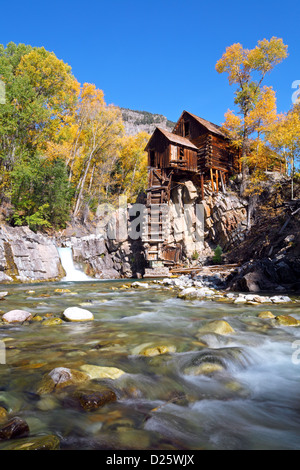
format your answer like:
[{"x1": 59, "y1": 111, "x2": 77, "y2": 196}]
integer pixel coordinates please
[{"x1": 0, "y1": 42, "x2": 150, "y2": 231}]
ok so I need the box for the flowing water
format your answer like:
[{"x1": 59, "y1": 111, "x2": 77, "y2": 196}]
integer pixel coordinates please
[
  {"x1": 0, "y1": 278, "x2": 300, "y2": 450},
  {"x1": 57, "y1": 247, "x2": 93, "y2": 282}
]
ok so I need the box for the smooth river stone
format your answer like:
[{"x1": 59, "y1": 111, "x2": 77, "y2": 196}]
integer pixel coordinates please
[
  {"x1": 62, "y1": 307, "x2": 94, "y2": 322},
  {"x1": 80, "y1": 364, "x2": 126, "y2": 380},
  {"x1": 37, "y1": 367, "x2": 89, "y2": 394},
  {"x1": 2, "y1": 310, "x2": 32, "y2": 323},
  {"x1": 0, "y1": 417, "x2": 30, "y2": 440}
]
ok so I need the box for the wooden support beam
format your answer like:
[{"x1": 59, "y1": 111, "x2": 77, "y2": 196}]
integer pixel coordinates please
[
  {"x1": 220, "y1": 171, "x2": 226, "y2": 193},
  {"x1": 215, "y1": 170, "x2": 219, "y2": 194},
  {"x1": 210, "y1": 168, "x2": 215, "y2": 192},
  {"x1": 201, "y1": 174, "x2": 204, "y2": 200}
]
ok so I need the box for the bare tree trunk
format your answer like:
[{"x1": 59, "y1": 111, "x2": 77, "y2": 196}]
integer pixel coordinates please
[
  {"x1": 240, "y1": 139, "x2": 250, "y2": 196},
  {"x1": 73, "y1": 149, "x2": 95, "y2": 218}
]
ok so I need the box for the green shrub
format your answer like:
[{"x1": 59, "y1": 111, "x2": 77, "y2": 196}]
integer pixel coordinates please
[{"x1": 212, "y1": 245, "x2": 223, "y2": 264}]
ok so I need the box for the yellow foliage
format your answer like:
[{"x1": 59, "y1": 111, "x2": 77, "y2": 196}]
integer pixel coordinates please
[
  {"x1": 245, "y1": 86, "x2": 277, "y2": 134},
  {"x1": 221, "y1": 110, "x2": 243, "y2": 148},
  {"x1": 115, "y1": 132, "x2": 149, "y2": 202},
  {"x1": 16, "y1": 47, "x2": 80, "y2": 149}
]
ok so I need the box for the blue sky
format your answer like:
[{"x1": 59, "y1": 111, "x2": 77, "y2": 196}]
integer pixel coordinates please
[{"x1": 1, "y1": 0, "x2": 299, "y2": 125}]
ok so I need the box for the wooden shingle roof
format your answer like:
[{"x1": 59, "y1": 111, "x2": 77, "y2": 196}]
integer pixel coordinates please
[
  {"x1": 176, "y1": 110, "x2": 226, "y2": 138},
  {"x1": 145, "y1": 127, "x2": 198, "y2": 150}
]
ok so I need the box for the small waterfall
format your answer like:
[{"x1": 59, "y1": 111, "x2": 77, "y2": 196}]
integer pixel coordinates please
[{"x1": 57, "y1": 247, "x2": 92, "y2": 282}]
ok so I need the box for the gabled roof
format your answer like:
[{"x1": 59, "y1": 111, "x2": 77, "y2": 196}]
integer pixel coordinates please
[
  {"x1": 175, "y1": 110, "x2": 226, "y2": 138},
  {"x1": 145, "y1": 126, "x2": 198, "y2": 151}
]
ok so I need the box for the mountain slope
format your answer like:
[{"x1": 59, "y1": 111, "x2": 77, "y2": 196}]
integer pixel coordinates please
[{"x1": 120, "y1": 108, "x2": 175, "y2": 136}]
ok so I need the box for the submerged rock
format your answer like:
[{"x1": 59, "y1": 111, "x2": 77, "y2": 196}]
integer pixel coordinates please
[
  {"x1": 184, "y1": 362, "x2": 224, "y2": 376},
  {"x1": 72, "y1": 389, "x2": 117, "y2": 411},
  {"x1": 258, "y1": 311, "x2": 275, "y2": 319},
  {"x1": 62, "y1": 307, "x2": 94, "y2": 322},
  {"x1": 42, "y1": 317, "x2": 63, "y2": 326},
  {"x1": 198, "y1": 320, "x2": 235, "y2": 336},
  {"x1": 275, "y1": 315, "x2": 300, "y2": 326},
  {"x1": 0, "y1": 434, "x2": 60, "y2": 450},
  {"x1": 0, "y1": 407, "x2": 7, "y2": 424},
  {"x1": 0, "y1": 417, "x2": 30, "y2": 440},
  {"x1": 37, "y1": 367, "x2": 90, "y2": 394},
  {"x1": 80, "y1": 364, "x2": 126, "y2": 380},
  {"x1": 139, "y1": 345, "x2": 176, "y2": 357},
  {"x1": 2, "y1": 310, "x2": 32, "y2": 323}
]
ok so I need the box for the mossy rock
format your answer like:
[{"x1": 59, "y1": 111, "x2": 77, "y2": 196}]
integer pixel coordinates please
[
  {"x1": 31, "y1": 315, "x2": 43, "y2": 322},
  {"x1": 37, "y1": 367, "x2": 90, "y2": 395},
  {"x1": 275, "y1": 315, "x2": 300, "y2": 326},
  {"x1": 198, "y1": 320, "x2": 235, "y2": 336},
  {"x1": 0, "y1": 407, "x2": 7, "y2": 424},
  {"x1": 80, "y1": 364, "x2": 126, "y2": 380},
  {"x1": 258, "y1": 311, "x2": 275, "y2": 319},
  {"x1": 42, "y1": 317, "x2": 63, "y2": 326},
  {"x1": 0, "y1": 434, "x2": 60, "y2": 450},
  {"x1": 64, "y1": 387, "x2": 117, "y2": 412},
  {"x1": 139, "y1": 345, "x2": 176, "y2": 357},
  {"x1": 184, "y1": 362, "x2": 224, "y2": 376}
]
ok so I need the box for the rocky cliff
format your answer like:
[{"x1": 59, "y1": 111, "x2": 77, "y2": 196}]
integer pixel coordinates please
[
  {"x1": 120, "y1": 108, "x2": 175, "y2": 136},
  {"x1": 166, "y1": 180, "x2": 248, "y2": 264},
  {"x1": 225, "y1": 175, "x2": 300, "y2": 293},
  {"x1": 0, "y1": 226, "x2": 63, "y2": 282}
]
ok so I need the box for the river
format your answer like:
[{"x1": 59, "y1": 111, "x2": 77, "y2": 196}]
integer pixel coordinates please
[{"x1": 0, "y1": 277, "x2": 300, "y2": 450}]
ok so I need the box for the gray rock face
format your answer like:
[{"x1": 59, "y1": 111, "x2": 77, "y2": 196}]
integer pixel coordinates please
[
  {"x1": 228, "y1": 257, "x2": 300, "y2": 293},
  {"x1": 70, "y1": 233, "x2": 145, "y2": 279},
  {"x1": 167, "y1": 182, "x2": 248, "y2": 262},
  {"x1": 0, "y1": 226, "x2": 63, "y2": 283},
  {"x1": 120, "y1": 108, "x2": 175, "y2": 136}
]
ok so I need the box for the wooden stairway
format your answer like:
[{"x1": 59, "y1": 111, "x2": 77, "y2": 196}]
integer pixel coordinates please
[{"x1": 143, "y1": 169, "x2": 173, "y2": 264}]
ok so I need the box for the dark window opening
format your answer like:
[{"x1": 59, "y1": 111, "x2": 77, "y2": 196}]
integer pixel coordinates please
[
  {"x1": 179, "y1": 147, "x2": 184, "y2": 160},
  {"x1": 150, "y1": 150, "x2": 155, "y2": 167},
  {"x1": 184, "y1": 121, "x2": 190, "y2": 137}
]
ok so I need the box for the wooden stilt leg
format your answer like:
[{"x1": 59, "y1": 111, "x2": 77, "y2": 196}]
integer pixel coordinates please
[
  {"x1": 220, "y1": 171, "x2": 226, "y2": 193},
  {"x1": 215, "y1": 170, "x2": 219, "y2": 194},
  {"x1": 210, "y1": 168, "x2": 214, "y2": 192},
  {"x1": 201, "y1": 174, "x2": 204, "y2": 200}
]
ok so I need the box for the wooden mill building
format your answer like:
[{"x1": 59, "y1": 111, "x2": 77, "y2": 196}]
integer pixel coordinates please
[{"x1": 143, "y1": 110, "x2": 239, "y2": 272}]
